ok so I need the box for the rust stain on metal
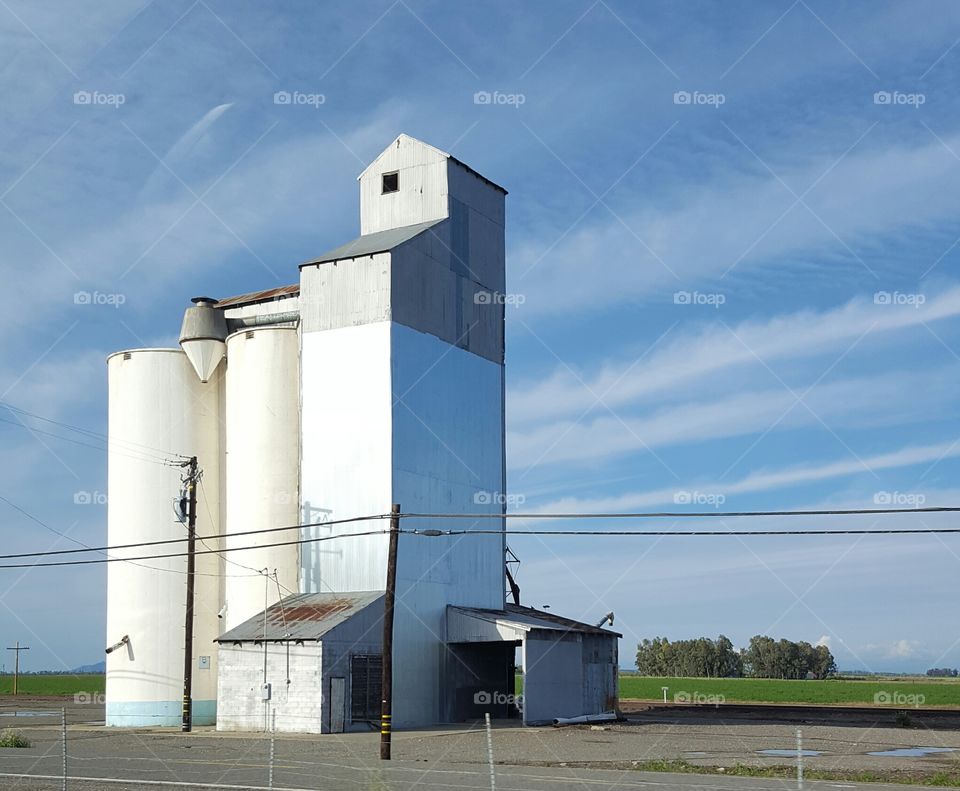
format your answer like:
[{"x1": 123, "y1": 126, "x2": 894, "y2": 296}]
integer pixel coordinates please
[
  {"x1": 273, "y1": 598, "x2": 354, "y2": 624},
  {"x1": 216, "y1": 284, "x2": 299, "y2": 309}
]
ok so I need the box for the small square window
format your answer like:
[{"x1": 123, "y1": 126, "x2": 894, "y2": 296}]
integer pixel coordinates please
[{"x1": 381, "y1": 171, "x2": 399, "y2": 194}]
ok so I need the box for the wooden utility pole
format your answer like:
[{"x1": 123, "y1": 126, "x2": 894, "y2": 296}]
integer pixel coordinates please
[
  {"x1": 6, "y1": 642, "x2": 29, "y2": 695},
  {"x1": 380, "y1": 504, "x2": 400, "y2": 760},
  {"x1": 181, "y1": 456, "x2": 198, "y2": 732}
]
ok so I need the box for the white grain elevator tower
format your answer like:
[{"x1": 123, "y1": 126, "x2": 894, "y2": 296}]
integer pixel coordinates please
[
  {"x1": 299, "y1": 134, "x2": 507, "y2": 726},
  {"x1": 105, "y1": 134, "x2": 513, "y2": 729}
]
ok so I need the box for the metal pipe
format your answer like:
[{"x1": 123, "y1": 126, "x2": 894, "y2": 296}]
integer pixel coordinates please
[
  {"x1": 552, "y1": 712, "x2": 616, "y2": 727},
  {"x1": 225, "y1": 312, "x2": 299, "y2": 332}
]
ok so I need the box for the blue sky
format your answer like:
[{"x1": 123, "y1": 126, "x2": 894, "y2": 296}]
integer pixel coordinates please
[{"x1": 2, "y1": 0, "x2": 960, "y2": 674}]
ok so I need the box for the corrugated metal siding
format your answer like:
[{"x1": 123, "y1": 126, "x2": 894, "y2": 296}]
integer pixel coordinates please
[
  {"x1": 299, "y1": 252, "x2": 392, "y2": 334},
  {"x1": 390, "y1": 324, "x2": 505, "y2": 725},
  {"x1": 391, "y1": 237, "x2": 503, "y2": 364},
  {"x1": 359, "y1": 137, "x2": 449, "y2": 235}
]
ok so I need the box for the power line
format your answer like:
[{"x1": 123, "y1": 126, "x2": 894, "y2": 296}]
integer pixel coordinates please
[
  {"x1": 405, "y1": 527, "x2": 960, "y2": 537},
  {"x1": 0, "y1": 494, "x2": 90, "y2": 551},
  {"x1": 0, "y1": 415, "x2": 178, "y2": 467},
  {"x1": 197, "y1": 478, "x2": 298, "y2": 595},
  {"x1": 402, "y1": 506, "x2": 960, "y2": 519},
  {"x1": 0, "y1": 528, "x2": 390, "y2": 569},
  {"x1": 0, "y1": 401, "x2": 189, "y2": 461},
  {"x1": 0, "y1": 494, "x2": 221, "y2": 578},
  {"x1": 0, "y1": 506, "x2": 956, "y2": 564},
  {"x1": 0, "y1": 513, "x2": 391, "y2": 561}
]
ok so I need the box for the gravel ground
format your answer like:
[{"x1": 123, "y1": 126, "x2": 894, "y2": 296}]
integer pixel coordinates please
[{"x1": 2, "y1": 697, "x2": 960, "y2": 789}]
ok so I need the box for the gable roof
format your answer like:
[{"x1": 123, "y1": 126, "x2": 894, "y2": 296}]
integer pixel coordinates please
[{"x1": 358, "y1": 133, "x2": 507, "y2": 194}]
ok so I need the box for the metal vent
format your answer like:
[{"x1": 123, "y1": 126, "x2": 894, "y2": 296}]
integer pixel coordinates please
[
  {"x1": 350, "y1": 654, "x2": 382, "y2": 721},
  {"x1": 245, "y1": 331, "x2": 255, "y2": 339},
  {"x1": 123, "y1": 352, "x2": 132, "y2": 360}
]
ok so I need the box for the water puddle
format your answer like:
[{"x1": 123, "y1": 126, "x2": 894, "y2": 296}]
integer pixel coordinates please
[
  {"x1": 758, "y1": 749, "x2": 822, "y2": 757},
  {"x1": 868, "y1": 747, "x2": 956, "y2": 758},
  {"x1": 683, "y1": 751, "x2": 708, "y2": 758}
]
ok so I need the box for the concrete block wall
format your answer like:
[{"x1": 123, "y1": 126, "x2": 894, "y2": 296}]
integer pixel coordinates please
[{"x1": 216, "y1": 642, "x2": 324, "y2": 733}]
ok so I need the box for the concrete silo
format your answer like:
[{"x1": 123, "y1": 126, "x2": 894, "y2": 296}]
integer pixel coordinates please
[
  {"x1": 222, "y1": 327, "x2": 300, "y2": 631},
  {"x1": 105, "y1": 349, "x2": 223, "y2": 726}
]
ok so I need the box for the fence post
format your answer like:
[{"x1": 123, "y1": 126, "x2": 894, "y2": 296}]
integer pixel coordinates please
[
  {"x1": 484, "y1": 712, "x2": 496, "y2": 791},
  {"x1": 796, "y1": 727, "x2": 803, "y2": 790},
  {"x1": 61, "y1": 706, "x2": 67, "y2": 791},
  {"x1": 268, "y1": 708, "x2": 276, "y2": 790}
]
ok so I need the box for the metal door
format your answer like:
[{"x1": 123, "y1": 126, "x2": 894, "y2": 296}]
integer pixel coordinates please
[{"x1": 330, "y1": 677, "x2": 346, "y2": 733}]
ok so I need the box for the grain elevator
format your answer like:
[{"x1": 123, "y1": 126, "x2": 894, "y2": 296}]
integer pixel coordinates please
[{"x1": 104, "y1": 134, "x2": 619, "y2": 731}]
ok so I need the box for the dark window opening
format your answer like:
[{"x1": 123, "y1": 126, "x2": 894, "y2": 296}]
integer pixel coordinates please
[
  {"x1": 351, "y1": 654, "x2": 382, "y2": 721},
  {"x1": 381, "y1": 171, "x2": 399, "y2": 194}
]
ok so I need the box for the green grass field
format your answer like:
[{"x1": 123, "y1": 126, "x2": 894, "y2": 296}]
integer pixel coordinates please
[
  {"x1": 0, "y1": 674, "x2": 104, "y2": 697},
  {"x1": 620, "y1": 676, "x2": 960, "y2": 707}
]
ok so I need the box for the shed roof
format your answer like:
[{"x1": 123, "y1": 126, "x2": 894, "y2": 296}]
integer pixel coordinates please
[
  {"x1": 215, "y1": 284, "x2": 299, "y2": 309},
  {"x1": 299, "y1": 218, "x2": 443, "y2": 267},
  {"x1": 447, "y1": 604, "x2": 622, "y2": 643},
  {"x1": 215, "y1": 591, "x2": 384, "y2": 643}
]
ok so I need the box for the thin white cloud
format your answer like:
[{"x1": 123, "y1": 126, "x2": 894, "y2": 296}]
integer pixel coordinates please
[
  {"x1": 526, "y1": 439, "x2": 960, "y2": 513},
  {"x1": 509, "y1": 365, "x2": 958, "y2": 470},
  {"x1": 509, "y1": 284, "x2": 960, "y2": 428},
  {"x1": 140, "y1": 102, "x2": 235, "y2": 199},
  {"x1": 513, "y1": 133, "x2": 960, "y2": 316}
]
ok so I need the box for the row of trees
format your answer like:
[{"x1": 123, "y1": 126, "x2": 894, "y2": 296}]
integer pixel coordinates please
[
  {"x1": 635, "y1": 635, "x2": 836, "y2": 679},
  {"x1": 926, "y1": 668, "x2": 958, "y2": 677}
]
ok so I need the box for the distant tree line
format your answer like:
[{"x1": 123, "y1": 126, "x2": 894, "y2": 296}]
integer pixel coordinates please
[
  {"x1": 636, "y1": 634, "x2": 836, "y2": 679},
  {"x1": 926, "y1": 668, "x2": 958, "y2": 677}
]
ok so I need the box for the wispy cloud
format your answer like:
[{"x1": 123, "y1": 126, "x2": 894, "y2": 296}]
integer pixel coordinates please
[
  {"x1": 526, "y1": 439, "x2": 960, "y2": 513},
  {"x1": 513, "y1": 133, "x2": 960, "y2": 315},
  {"x1": 511, "y1": 366, "x2": 958, "y2": 471},
  {"x1": 509, "y1": 284, "x2": 960, "y2": 428}
]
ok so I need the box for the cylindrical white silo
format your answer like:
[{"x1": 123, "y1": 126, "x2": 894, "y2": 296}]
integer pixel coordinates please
[
  {"x1": 223, "y1": 327, "x2": 300, "y2": 631},
  {"x1": 105, "y1": 349, "x2": 223, "y2": 727}
]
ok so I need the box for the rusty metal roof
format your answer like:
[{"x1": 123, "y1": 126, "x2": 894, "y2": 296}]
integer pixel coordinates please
[
  {"x1": 215, "y1": 284, "x2": 299, "y2": 309},
  {"x1": 215, "y1": 591, "x2": 383, "y2": 643}
]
